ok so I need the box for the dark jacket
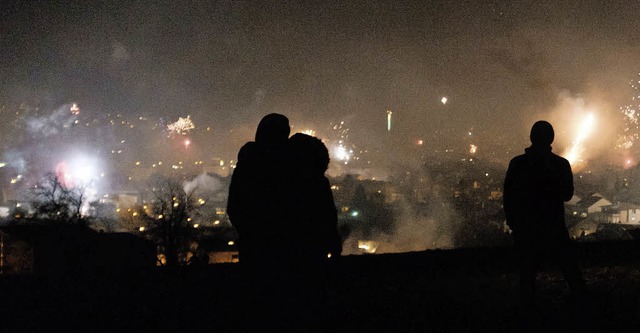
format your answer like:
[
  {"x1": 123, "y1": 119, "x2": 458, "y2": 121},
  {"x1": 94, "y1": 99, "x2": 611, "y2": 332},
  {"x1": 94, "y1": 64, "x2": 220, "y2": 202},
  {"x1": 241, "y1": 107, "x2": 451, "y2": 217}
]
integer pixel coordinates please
[
  {"x1": 503, "y1": 145, "x2": 574, "y2": 235},
  {"x1": 227, "y1": 141, "x2": 291, "y2": 262},
  {"x1": 287, "y1": 133, "x2": 341, "y2": 261}
]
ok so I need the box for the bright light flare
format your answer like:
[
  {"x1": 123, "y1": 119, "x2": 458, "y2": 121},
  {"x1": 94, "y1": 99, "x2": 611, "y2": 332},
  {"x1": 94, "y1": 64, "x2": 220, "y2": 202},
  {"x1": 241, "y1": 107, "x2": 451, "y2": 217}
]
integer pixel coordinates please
[
  {"x1": 441, "y1": 97, "x2": 448, "y2": 105},
  {"x1": 70, "y1": 103, "x2": 80, "y2": 115},
  {"x1": 357, "y1": 240, "x2": 379, "y2": 254},
  {"x1": 328, "y1": 120, "x2": 357, "y2": 165},
  {"x1": 55, "y1": 154, "x2": 103, "y2": 217},
  {"x1": 564, "y1": 113, "x2": 595, "y2": 166},
  {"x1": 300, "y1": 129, "x2": 316, "y2": 136},
  {"x1": 333, "y1": 145, "x2": 351, "y2": 162},
  {"x1": 387, "y1": 110, "x2": 392, "y2": 131},
  {"x1": 56, "y1": 156, "x2": 100, "y2": 188}
]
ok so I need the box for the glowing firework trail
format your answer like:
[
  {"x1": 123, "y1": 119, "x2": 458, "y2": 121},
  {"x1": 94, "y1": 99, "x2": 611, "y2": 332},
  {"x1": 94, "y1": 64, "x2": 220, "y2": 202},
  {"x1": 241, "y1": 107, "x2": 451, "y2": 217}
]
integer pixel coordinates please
[
  {"x1": 387, "y1": 110, "x2": 392, "y2": 131},
  {"x1": 564, "y1": 113, "x2": 595, "y2": 166}
]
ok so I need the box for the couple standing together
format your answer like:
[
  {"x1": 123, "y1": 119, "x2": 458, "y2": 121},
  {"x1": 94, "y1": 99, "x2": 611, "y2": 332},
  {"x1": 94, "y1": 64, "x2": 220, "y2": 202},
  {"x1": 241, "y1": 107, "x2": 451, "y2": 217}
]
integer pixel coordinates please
[
  {"x1": 227, "y1": 113, "x2": 342, "y2": 332},
  {"x1": 228, "y1": 114, "x2": 588, "y2": 330}
]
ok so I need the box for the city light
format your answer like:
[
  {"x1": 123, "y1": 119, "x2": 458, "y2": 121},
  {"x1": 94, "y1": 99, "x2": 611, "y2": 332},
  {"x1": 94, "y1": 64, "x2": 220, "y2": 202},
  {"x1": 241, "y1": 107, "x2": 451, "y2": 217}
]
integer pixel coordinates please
[{"x1": 70, "y1": 103, "x2": 80, "y2": 115}]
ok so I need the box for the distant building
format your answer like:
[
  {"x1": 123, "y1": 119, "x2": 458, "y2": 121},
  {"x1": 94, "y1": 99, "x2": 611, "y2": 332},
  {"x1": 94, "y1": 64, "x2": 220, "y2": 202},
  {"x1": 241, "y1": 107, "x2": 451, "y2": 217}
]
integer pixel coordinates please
[
  {"x1": 196, "y1": 227, "x2": 239, "y2": 264},
  {"x1": 567, "y1": 194, "x2": 581, "y2": 206},
  {"x1": 602, "y1": 202, "x2": 640, "y2": 224},
  {"x1": 93, "y1": 191, "x2": 141, "y2": 217},
  {"x1": 567, "y1": 193, "x2": 612, "y2": 219}
]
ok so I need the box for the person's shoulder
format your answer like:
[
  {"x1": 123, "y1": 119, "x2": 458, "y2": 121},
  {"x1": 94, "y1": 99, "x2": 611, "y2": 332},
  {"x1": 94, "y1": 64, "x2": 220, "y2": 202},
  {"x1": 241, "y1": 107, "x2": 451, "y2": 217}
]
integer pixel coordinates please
[
  {"x1": 508, "y1": 153, "x2": 527, "y2": 166},
  {"x1": 238, "y1": 141, "x2": 258, "y2": 161},
  {"x1": 551, "y1": 152, "x2": 571, "y2": 166},
  {"x1": 316, "y1": 175, "x2": 332, "y2": 187}
]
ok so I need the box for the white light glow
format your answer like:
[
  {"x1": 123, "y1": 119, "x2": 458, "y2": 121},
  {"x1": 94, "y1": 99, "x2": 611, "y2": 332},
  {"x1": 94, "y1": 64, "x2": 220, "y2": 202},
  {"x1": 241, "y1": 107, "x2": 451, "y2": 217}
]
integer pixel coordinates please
[{"x1": 564, "y1": 113, "x2": 595, "y2": 166}]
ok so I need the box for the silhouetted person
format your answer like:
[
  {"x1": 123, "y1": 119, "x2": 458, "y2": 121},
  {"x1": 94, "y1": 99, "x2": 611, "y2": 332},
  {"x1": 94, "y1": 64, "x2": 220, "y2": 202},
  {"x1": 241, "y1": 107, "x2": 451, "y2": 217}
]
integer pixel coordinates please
[
  {"x1": 287, "y1": 133, "x2": 342, "y2": 263},
  {"x1": 227, "y1": 113, "x2": 292, "y2": 331},
  {"x1": 227, "y1": 116, "x2": 343, "y2": 332},
  {"x1": 503, "y1": 120, "x2": 587, "y2": 309},
  {"x1": 228, "y1": 113, "x2": 291, "y2": 265},
  {"x1": 285, "y1": 133, "x2": 342, "y2": 332}
]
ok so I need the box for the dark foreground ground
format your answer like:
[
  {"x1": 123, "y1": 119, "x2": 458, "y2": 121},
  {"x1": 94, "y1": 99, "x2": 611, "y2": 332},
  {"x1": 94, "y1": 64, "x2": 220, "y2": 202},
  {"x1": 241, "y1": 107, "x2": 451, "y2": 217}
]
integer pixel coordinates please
[{"x1": 1, "y1": 240, "x2": 640, "y2": 332}]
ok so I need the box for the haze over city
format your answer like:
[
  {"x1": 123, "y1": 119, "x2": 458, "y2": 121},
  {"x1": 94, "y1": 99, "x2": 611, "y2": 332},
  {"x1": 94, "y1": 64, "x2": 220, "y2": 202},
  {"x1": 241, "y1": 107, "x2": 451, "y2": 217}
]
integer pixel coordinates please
[
  {"x1": 2, "y1": 1, "x2": 640, "y2": 177},
  {"x1": 2, "y1": 1, "x2": 640, "y2": 253}
]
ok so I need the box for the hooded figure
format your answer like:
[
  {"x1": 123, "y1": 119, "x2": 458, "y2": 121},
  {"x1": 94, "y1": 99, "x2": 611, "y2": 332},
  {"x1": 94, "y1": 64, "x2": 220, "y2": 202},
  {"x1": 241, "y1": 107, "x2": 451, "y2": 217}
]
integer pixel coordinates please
[
  {"x1": 503, "y1": 120, "x2": 586, "y2": 307},
  {"x1": 287, "y1": 133, "x2": 342, "y2": 261},
  {"x1": 504, "y1": 120, "x2": 573, "y2": 233},
  {"x1": 282, "y1": 133, "x2": 342, "y2": 331},
  {"x1": 227, "y1": 113, "x2": 291, "y2": 263},
  {"x1": 226, "y1": 113, "x2": 294, "y2": 330}
]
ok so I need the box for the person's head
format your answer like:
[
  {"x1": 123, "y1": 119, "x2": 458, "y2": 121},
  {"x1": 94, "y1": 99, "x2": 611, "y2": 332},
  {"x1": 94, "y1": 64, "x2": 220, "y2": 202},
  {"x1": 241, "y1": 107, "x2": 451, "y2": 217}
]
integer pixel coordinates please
[
  {"x1": 530, "y1": 120, "x2": 554, "y2": 147},
  {"x1": 289, "y1": 133, "x2": 330, "y2": 174},
  {"x1": 255, "y1": 113, "x2": 290, "y2": 147}
]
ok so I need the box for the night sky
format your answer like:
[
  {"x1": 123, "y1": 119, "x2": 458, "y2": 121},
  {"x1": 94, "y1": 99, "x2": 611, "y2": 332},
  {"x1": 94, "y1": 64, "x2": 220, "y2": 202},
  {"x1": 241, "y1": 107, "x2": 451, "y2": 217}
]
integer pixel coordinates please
[{"x1": 2, "y1": 0, "x2": 640, "y2": 174}]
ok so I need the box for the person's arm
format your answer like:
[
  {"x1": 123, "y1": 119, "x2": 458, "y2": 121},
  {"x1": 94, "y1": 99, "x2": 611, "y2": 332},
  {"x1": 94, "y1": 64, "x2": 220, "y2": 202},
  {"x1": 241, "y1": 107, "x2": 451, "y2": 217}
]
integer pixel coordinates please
[
  {"x1": 227, "y1": 143, "x2": 258, "y2": 233},
  {"x1": 560, "y1": 158, "x2": 574, "y2": 202},
  {"x1": 226, "y1": 162, "x2": 245, "y2": 233},
  {"x1": 503, "y1": 160, "x2": 516, "y2": 229},
  {"x1": 321, "y1": 177, "x2": 342, "y2": 257}
]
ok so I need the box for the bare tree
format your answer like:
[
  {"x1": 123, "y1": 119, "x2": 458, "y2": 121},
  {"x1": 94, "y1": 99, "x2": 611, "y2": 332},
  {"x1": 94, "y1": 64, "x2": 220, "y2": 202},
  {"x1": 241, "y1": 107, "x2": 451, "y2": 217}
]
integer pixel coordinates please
[
  {"x1": 30, "y1": 172, "x2": 88, "y2": 224},
  {"x1": 139, "y1": 175, "x2": 201, "y2": 268}
]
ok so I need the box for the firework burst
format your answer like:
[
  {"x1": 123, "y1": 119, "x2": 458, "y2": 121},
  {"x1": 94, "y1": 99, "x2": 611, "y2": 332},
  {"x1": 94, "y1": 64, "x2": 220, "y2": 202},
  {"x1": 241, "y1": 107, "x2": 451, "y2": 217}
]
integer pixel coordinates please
[
  {"x1": 167, "y1": 116, "x2": 195, "y2": 137},
  {"x1": 617, "y1": 73, "x2": 640, "y2": 149},
  {"x1": 329, "y1": 121, "x2": 356, "y2": 165}
]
